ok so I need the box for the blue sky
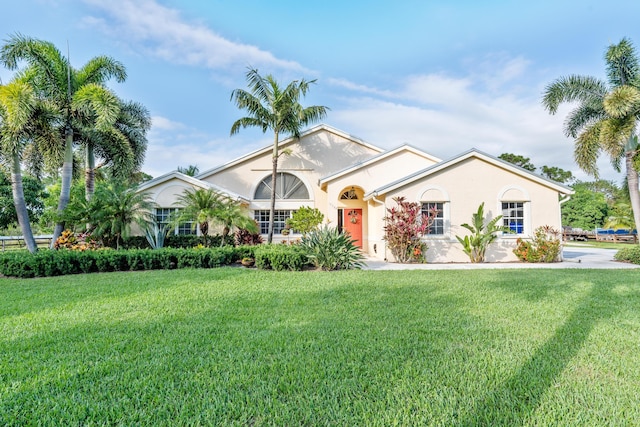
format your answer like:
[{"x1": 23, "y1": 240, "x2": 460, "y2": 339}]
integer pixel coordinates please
[{"x1": 2, "y1": 0, "x2": 639, "y2": 182}]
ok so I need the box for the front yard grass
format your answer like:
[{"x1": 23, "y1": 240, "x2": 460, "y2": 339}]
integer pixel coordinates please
[{"x1": 2, "y1": 268, "x2": 639, "y2": 425}]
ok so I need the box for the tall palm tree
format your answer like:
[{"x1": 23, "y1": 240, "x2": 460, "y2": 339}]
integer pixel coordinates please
[
  {"x1": 1, "y1": 34, "x2": 129, "y2": 246},
  {"x1": 230, "y1": 68, "x2": 328, "y2": 243},
  {"x1": 543, "y1": 38, "x2": 640, "y2": 234},
  {"x1": 0, "y1": 78, "x2": 39, "y2": 252},
  {"x1": 173, "y1": 187, "x2": 226, "y2": 247},
  {"x1": 81, "y1": 99, "x2": 150, "y2": 199}
]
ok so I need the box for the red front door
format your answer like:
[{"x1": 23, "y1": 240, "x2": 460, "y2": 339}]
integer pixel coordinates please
[{"x1": 343, "y1": 209, "x2": 363, "y2": 248}]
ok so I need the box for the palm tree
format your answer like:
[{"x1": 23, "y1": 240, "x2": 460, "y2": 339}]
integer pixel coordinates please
[
  {"x1": 1, "y1": 34, "x2": 129, "y2": 246},
  {"x1": 173, "y1": 187, "x2": 226, "y2": 247},
  {"x1": 80, "y1": 99, "x2": 150, "y2": 200},
  {"x1": 90, "y1": 180, "x2": 154, "y2": 250},
  {"x1": 230, "y1": 68, "x2": 328, "y2": 243},
  {"x1": 543, "y1": 38, "x2": 640, "y2": 235},
  {"x1": 177, "y1": 165, "x2": 199, "y2": 176},
  {"x1": 0, "y1": 78, "x2": 39, "y2": 252},
  {"x1": 215, "y1": 199, "x2": 259, "y2": 246}
]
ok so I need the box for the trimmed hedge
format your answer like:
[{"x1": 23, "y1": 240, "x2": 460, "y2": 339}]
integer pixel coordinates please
[
  {"x1": 0, "y1": 245, "x2": 310, "y2": 278},
  {"x1": 120, "y1": 234, "x2": 235, "y2": 249},
  {"x1": 254, "y1": 244, "x2": 309, "y2": 271},
  {"x1": 614, "y1": 245, "x2": 640, "y2": 265}
]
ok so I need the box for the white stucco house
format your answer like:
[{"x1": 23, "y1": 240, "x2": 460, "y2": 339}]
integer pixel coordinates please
[{"x1": 137, "y1": 124, "x2": 573, "y2": 262}]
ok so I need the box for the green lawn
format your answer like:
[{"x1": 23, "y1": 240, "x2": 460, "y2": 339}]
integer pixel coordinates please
[{"x1": 2, "y1": 268, "x2": 640, "y2": 426}]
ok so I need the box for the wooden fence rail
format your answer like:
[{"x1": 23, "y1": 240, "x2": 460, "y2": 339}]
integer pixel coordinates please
[{"x1": 0, "y1": 235, "x2": 54, "y2": 251}]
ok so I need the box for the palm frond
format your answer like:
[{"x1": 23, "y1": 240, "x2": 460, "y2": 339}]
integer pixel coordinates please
[
  {"x1": 542, "y1": 75, "x2": 607, "y2": 114},
  {"x1": 603, "y1": 85, "x2": 640, "y2": 118}
]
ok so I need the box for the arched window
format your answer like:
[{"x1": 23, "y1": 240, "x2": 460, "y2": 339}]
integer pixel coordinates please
[{"x1": 254, "y1": 173, "x2": 309, "y2": 200}]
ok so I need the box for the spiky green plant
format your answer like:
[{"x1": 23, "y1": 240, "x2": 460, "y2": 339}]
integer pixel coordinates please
[
  {"x1": 455, "y1": 202, "x2": 511, "y2": 263},
  {"x1": 301, "y1": 225, "x2": 364, "y2": 270}
]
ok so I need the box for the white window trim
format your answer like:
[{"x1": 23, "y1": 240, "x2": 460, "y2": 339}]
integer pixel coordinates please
[{"x1": 418, "y1": 185, "x2": 451, "y2": 240}]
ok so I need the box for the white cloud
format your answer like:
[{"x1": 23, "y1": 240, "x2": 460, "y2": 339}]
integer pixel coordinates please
[
  {"x1": 328, "y1": 68, "x2": 623, "y2": 183},
  {"x1": 81, "y1": 0, "x2": 306, "y2": 73},
  {"x1": 150, "y1": 115, "x2": 186, "y2": 131}
]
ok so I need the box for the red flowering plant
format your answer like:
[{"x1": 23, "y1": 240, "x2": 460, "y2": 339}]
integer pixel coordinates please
[
  {"x1": 383, "y1": 197, "x2": 435, "y2": 263},
  {"x1": 513, "y1": 225, "x2": 561, "y2": 262}
]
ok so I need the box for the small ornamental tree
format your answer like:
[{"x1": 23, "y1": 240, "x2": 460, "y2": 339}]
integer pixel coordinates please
[
  {"x1": 383, "y1": 197, "x2": 435, "y2": 263},
  {"x1": 286, "y1": 206, "x2": 324, "y2": 236}
]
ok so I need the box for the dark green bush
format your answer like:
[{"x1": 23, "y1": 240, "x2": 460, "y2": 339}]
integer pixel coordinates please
[
  {"x1": 0, "y1": 246, "x2": 249, "y2": 278},
  {"x1": 254, "y1": 245, "x2": 309, "y2": 271},
  {"x1": 614, "y1": 246, "x2": 640, "y2": 264},
  {"x1": 121, "y1": 234, "x2": 234, "y2": 249}
]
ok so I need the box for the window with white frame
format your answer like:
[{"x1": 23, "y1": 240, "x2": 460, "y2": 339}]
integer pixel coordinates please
[
  {"x1": 502, "y1": 202, "x2": 525, "y2": 234},
  {"x1": 254, "y1": 173, "x2": 309, "y2": 200},
  {"x1": 421, "y1": 202, "x2": 445, "y2": 235},
  {"x1": 155, "y1": 208, "x2": 196, "y2": 235},
  {"x1": 254, "y1": 210, "x2": 295, "y2": 234}
]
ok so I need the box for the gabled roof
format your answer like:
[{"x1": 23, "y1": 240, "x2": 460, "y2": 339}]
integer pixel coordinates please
[
  {"x1": 318, "y1": 144, "x2": 441, "y2": 187},
  {"x1": 364, "y1": 148, "x2": 574, "y2": 200},
  {"x1": 196, "y1": 123, "x2": 384, "y2": 180},
  {"x1": 137, "y1": 171, "x2": 249, "y2": 202}
]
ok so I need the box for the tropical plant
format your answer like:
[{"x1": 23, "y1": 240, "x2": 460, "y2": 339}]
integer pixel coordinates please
[
  {"x1": 173, "y1": 187, "x2": 225, "y2": 247},
  {"x1": 230, "y1": 67, "x2": 328, "y2": 243},
  {"x1": 286, "y1": 206, "x2": 324, "y2": 236},
  {"x1": 542, "y1": 38, "x2": 640, "y2": 238},
  {"x1": 603, "y1": 202, "x2": 636, "y2": 230},
  {"x1": 144, "y1": 220, "x2": 168, "y2": 250},
  {"x1": 81, "y1": 99, "x2": 151, "y2": 200},
  {"x1": 513, "y1": 226, "x2": 562, "y2": 263},
  {"x1": 177, "y1": 165, "x2": 199, "y2": 176},
  {"x1": 301, "y1": 225, "x2": 364, "y2": 270},
  {"x1": 455, "y1": 202, "x2": 511, "y2": 263},
  {"x1": 215, "y1": 200, "x2": 258, "y2": 246},
  {"x1": 0, "y1": 34, "x2": 132, "y2": 246},
  {"x1": 0, "y1": 77, "x2": 48, "y2": 252},
  {"x1": 383, "y1": 196, "x2": 434, "y2": 263},
  {"x1": 89, "y1": 181, "x2": 154, "y2": 249},
  {"x1": 235, "y1": 225, "x2": 263, "y2": 246}
]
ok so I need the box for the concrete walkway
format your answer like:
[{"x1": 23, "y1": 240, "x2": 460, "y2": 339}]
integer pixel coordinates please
[{"x1": 363, "y1": 246, "x2": 640, "y2": 270}]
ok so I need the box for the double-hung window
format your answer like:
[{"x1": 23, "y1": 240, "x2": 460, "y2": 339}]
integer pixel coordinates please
[
  {"x1": 502, "y1": 202, "x2": 524, "y2": 234},
  {"x1": 421, "y1": 202, "x2": 444, "y2": 235},
  {"x1": 254, "y1": 210, "x2": 294, "y2": 234}
]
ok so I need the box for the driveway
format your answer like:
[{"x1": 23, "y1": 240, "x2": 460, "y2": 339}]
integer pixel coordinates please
[{"x1": 363, "y1": 246, "x2": 640, "y2": 270}]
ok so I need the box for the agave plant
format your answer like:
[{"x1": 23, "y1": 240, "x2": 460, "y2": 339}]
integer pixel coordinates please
[
  {"x1": 455, "y1": 202, "x2": 511, "y2": 263},
  {"x1": 144, "y1": 220, "x2": 168, "y2": 250}
]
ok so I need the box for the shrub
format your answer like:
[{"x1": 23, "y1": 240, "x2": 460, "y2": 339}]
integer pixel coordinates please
[
  {"x1": 235, "y1": 227, "x2": 263, "y2": 246},
  {"x1": 614, "y1": 245, "x2": 640, "y2": 264},
  {"x1": 383, "y1": 197, "x2": 433, "y2": 263},
  {"x1": 301, "y1": 225, "x2": 365, "y2": 270},
  {"x1": 0, "y1": 246, "x2": 246, "y2": 278},
  {"x1": 254, "y1": 245, "x2": 309, "y2": 271},
  {"x1": 513, "y1": 226, "x2": 562, "y2": 262},
  {"x1": 54, "y1": 230, "x2": 102, "y2": 251},
  {"x1": 286, "y1": 206, "x2": 324, "y2": 236}
]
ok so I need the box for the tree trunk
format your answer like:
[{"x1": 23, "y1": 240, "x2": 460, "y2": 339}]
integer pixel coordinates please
[
  {"x1": 50, "y1": 128, "x2": 74, "y2": 248},
  {"x1": 267, "y1": 131, "x2": 279, "y2": 244},
  {"x1": 10, "y1": 155, "x2": 38, "y2": 253},
  {"x1": 85, "y1": 142, "x2": 95, "y2": 201},
  {"x1": 626, "y1": 151, "x2": 640, "y2": 241}
]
